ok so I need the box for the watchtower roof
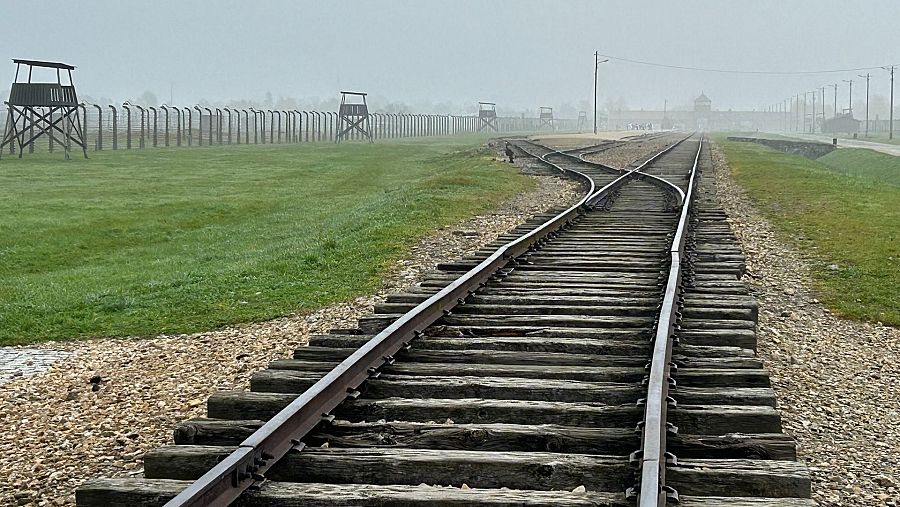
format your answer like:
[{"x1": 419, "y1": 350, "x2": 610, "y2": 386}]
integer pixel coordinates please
[
  {"x1": 13, "y1": 59, "x2": 76, "y2": 70},
  {"x1": 340, "y1": 91, "x2": 367, "y2": 96},
  {"x1": 479, "y1": 102, "x2": 497, "y2": 113}
]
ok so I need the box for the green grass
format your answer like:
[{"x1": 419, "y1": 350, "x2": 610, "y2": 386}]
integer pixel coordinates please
[
  {"x1": 0, "y1": 137, "x2": 533, "y2": 344},
  {"x1": 716, "y1": 137, "x2": 899, "y2": 325},
  {"x1": 816, "y1": 148, "x2": 900, "y2": 186}
]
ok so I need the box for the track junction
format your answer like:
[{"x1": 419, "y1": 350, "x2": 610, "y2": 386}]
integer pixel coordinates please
[{"x1": 77, "y1": 133, "x2": 813, "y2": 506}]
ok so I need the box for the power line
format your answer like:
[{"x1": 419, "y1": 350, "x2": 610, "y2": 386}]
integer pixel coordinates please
[{"x1": 597, "y1": 53, "x2": 896, "y2": 76}]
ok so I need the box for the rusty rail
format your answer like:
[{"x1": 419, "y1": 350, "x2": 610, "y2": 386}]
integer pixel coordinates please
[{"x1": 635, "y1": 136, "x2": 703, "y2": 506}]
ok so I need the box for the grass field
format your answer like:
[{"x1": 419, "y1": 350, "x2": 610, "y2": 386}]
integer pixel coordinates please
[
  {"x1": 817, "y1": 148, "x2": 900, "y2": 186},
  {"x1": 0, "y1": 137, "x2": 533, "y2": 344},
  {"x1": 716, "y1": 137, "x2": 899, "y2": 325}
]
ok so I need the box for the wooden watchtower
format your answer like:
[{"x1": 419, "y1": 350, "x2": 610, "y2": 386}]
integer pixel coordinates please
[
  {"x1": 539, "y1": 106, "x2": 554, "y2": 130},
  {"x1": 336, "y1": 91, "x2": 372, "y2": 143},
  {"x1": 1, "y1": 59, "x2": 87, "y2": 159},
  {"x1": 577, "y1": 111, "x2": 587, "y2": 131},
  {"x1": 477, "y1": 102, "x2": 498, "y2": 132}
]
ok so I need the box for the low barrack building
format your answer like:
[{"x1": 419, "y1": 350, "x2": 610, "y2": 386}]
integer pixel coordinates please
[{"x1": 822, "y1": 113, "x2": 860, "y2": 134}]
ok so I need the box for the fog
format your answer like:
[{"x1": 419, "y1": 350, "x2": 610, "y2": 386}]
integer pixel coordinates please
[{"x1": 1, "y1": 0, "x2": 898, "y2": 117}]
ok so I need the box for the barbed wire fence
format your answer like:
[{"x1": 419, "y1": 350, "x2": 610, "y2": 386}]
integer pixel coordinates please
[{"x1": 1, "y1": 102, "x2": 579, "y2": 155}]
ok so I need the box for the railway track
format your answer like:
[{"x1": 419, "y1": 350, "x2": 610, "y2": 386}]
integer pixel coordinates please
[{"x1": 77, "y1": 134, "x2": 812, "y2": 506}]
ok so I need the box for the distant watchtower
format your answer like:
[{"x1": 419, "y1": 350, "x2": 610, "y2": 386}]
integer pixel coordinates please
[
  {"x1": 539, "y1": 106, "x2": 554, "y2": 129},
  {"x1": 693, "y1": 92, "x2": 712, "y2": 131},
  {"x1": 577, "y1": 111, "x2": 587, "y2": 131},
  {"x1": 1, "y1": 59, "x2": 87, "y2": 159},
  {"x1": 694, "y1": 92, "x2": 712, "y2": 113},
  {"x1": 477, "y1": 102, "x2": 497, "y2": 132},
  {"x1": 336, "y1": 91, "x2": 373, "y2": 143}
]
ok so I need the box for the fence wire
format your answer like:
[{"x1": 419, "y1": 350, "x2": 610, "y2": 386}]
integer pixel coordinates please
[{"x1": 2, "y1": 102, "x2": 583, "y2": 154}]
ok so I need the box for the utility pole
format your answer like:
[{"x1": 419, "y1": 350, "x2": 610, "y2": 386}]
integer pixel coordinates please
[
  {"x1": 784, "y1": 99, "x2": 788, "y2": 132},
  {"x1": 790, "y1": 97, "x2": 794, "y2": 132},
  {"x1": 820, "y1": 87, "x2": 825, "y2": 129},
  {"x1": 884, "y1": 66, "x2": 895, "y2": 140},
  {"x1": 859, "y1": 73, "x2": 870, "y2": 137},
  {"x1": 791, "y1": 99, "x2": 795, "y2": 132},
  {"x1": 593, "y1": 51, "x2": 598, "y2": 134},
  {"x1": 830, "y1": 83, "x2": 838, "y2": 119},
  {"x1": 811, "y1": 91, "x2": 816, "y2": 133},
  {"x1": 593, "y1": 52, "x2": 608, "y2": 135},
  {"x1": 801, "y1": 92, "x2": 807, "y2": 133},
  {"x1": 843, "y1": 79, "x2": 853, "y2": 116},
  {"x1": 791, "y1": 95, "x2": 800, "y2": 131}
]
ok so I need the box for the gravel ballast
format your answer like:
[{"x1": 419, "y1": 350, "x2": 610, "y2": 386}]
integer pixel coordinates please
[
  {"x1": 712, "y1": 142, "x2": 900, "y2": 506},
  {"x1": 583, "y1": 134, "x2": 676, "y2": 168}
]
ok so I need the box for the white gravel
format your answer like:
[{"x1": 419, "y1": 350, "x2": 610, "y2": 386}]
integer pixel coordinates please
[
  {"x1": 711, "y1": 141, "x2": 900, "y2": 506},
  {"x1": 0, "y1": 349, "x2": 71, "y2": 385},
  {"x1": 0, "y1": 170, "x2": 581, "y2": 506}
]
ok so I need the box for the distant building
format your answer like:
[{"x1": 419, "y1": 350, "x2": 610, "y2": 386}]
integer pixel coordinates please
[
  {"x1": 822, "y1": 113, "x2": 860, "y2": 134},
  {"x1": 694, "y1": 92, "x2": 711, "y2": 113},
  {"x1": 607, "y1": 93, "x2": 782, "y2": 131}
]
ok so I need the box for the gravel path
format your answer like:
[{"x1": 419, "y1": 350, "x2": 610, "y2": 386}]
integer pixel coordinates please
[
  {"x1": 791, "y1": 133, "x2": 900, "y2": 157},
  {"x1": 0, "y1": 168, "x2": 580, "y2": 506},
  {"x1": 712, "y1": 141, "x2": 900, "y2": 506}
]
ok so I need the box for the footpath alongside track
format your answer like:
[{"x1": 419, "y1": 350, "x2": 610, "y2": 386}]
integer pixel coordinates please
[{"x1": 790, "y1": 133, "x2": 900, "y2": 157}]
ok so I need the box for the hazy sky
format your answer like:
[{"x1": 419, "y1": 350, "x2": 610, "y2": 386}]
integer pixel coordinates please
[{"x1": 1, "y1": 0, "x2": 898, "y2": 116}]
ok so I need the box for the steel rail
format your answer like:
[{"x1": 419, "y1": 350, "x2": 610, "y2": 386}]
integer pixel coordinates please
[
  {"x1": 636, "y1": 136, "x2": 704, "y2": 507},
  {"x1": 520, "y1": 133, "x2": 693, "y2": 208},
  {"x1": 514, "y1": 138, "x2": 622, "y2": 176},
  {"x1": 163, "y1": 141, "x2": 629, "y2": 507},
  {"x1": 569, "y1": 141, "x2": 625, "y2": 158},
  {"x1": 574, "y1": 135, "x2": 691, "y2": 206}
]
